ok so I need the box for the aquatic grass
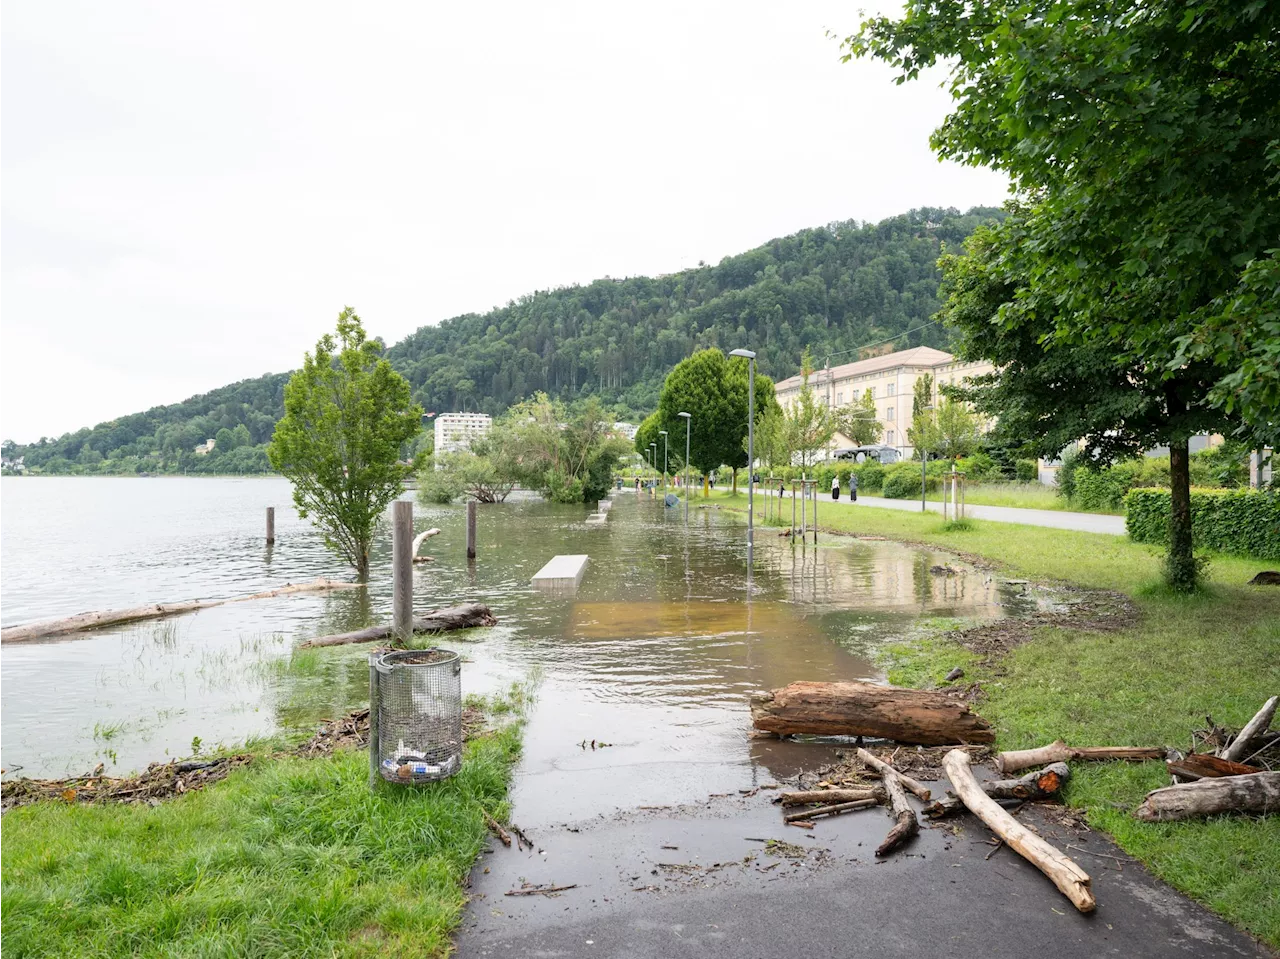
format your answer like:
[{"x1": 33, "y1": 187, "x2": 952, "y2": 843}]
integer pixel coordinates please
[
  {"x1": 92, "y1": 720, "x2": 127, "y2": 743},
  {"x1": 719, "y1": 488, "x2": 1280, "y2": 947},
  {"x1": 1, "y1": 724, "x2": 524, "y2": 958}
]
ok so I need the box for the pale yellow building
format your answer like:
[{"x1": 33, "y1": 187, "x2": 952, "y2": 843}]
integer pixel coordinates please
[{"x1": 772, "y1": 346, "x2": 994, "y2": 461}]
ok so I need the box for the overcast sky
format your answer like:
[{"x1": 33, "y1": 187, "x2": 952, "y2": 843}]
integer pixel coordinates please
[{"x1": 2, "y1": 1, "x2": 1007, "y2": 442}]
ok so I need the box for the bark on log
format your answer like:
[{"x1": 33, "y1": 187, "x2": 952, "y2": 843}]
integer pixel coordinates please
[
  {"x1": 995, "y1": 740, "x2": 1164, "y2": 774},
  {"x1": 943, "y1": 750, "x2": 1095, "y2": 913},
  {"x1": 1134, "y1": 771, "x2": 1280, "y2": 822},
  {"x1": 1, "y1": 579, "x2": 363, "y2": 644},
  {"x1": 780, "y1": 787, "x2": 883, "y2": 806},
  {"x1": 875, "y1": 771, "x2": 918, "y2": 858},
  {"x1": 750, "y1": 681, "x2": 993, "y2": 746},
  {"x1": 1166, "y1": 753, "x2": 1259, "y2": 781},
  {"x1": 783, "y1": 798, "x2": 879, "y2": 823},
  {"x1": 1221, "y1": 696, "x2": 1278, "y2": 763},
  {"x1": 298, "y1": 603, "x2": 497, "y2": 648},
  {"x1": 855, "y1": 747, "x2": 932, "y2": 802},
  {"x1": 923, "y1": 762, "x2": 1070, "y2": 819}
]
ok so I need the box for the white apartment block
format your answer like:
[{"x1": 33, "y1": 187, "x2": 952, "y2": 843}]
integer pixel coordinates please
[
  {"x1": 433, "y1": 412, "x2": 492, "y2": 463},
  {"x1": 772, "y1": 346, "x2": 994, "y2": 461}
]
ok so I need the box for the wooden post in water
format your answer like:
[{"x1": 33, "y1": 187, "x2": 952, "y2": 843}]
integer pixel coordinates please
[
  {"x1": 466, "y1": 500, "x2": 477, "y2": 560},
  {"x1": 813, "y1": 481, "x2": 818, "y2": 543},
  {"x1": 392, "y1": 500, "x2": 413, "y2": 641},
  {"x1": 266, "y1": 507, "x2": 275, "y2": 545}
]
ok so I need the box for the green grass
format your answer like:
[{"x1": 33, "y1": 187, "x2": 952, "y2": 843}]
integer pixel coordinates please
[
  {"x1": 2, "y1": 712, "x2": 525, "y2": 958},
  {"x1": 924, "y1": 481, "x2": 1118, "y2": 514},
  {"x1": 712, "y1": 488, "x2": 1280, "y2": 946}
]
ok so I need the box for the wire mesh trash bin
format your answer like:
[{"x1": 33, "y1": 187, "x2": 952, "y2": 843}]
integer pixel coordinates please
[{"x1": 369, "y1": 648, "x2": 463, "y2": 786}]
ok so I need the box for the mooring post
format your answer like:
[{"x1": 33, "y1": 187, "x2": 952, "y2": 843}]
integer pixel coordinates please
[
  {"x1": 813, "y1": 481, "x2": 818, "y2": 544},
  {"x1": 800, "y1": 474, "x2": 807, "y2": 536},
  {"x1": 392, "y1": 500, "x2": 413, "y2": 641},
  {"x1": 792, "y1": 482, "x2": 797, "y2": 535},
  {"x1": 466, "y1": 500, "x2": 477, "y2": 560},
  {"x1": 266, "y1": 506, "x2": 275, "y2": 545}
]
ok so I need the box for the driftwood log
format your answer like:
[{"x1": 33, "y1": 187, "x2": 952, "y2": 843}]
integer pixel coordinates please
[
  {"x1": 1166, "y1": 753, "x2": 1259, "y2": 781},
  {"x1": 875, "y1": 771, "x2": 919, "y2": 857},
  {"x1": 943, "y1": 750, "x2": 1095, "y2": 913},
  {"x1": 299, "y1": 603, "x2": 497, "y2": 648},
  {"x1": 783, "y1": 798, "x2": 879, "y2": 823},
  {"x1": 1134, "y1": 771, "x2": 1280, "y2": 822},
  {"x1": 923, "y1": 762, "x2": 1070, "y2": 819},
  {"x1": 855, "y1": 747, "x2": 932, "y2": 801},
  {"x1": 750, "y1": 681, "x2": 994, "y2": 746},
  {"x1": 780, "y1": 787, "x2": 883, "y2": 806},
  {"x1": 995, "y1": 740, "x2": 1163, "y2": 774},
  {"x1": 1221, "y1": 696, "x2": 1278, "y2": 763},
  {"x1": 1, "y1": 579, "x2": 364, "y2": 644}
]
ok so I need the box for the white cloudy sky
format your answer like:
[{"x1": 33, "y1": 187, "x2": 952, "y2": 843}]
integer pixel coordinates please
[{"x1": 1, "y1": 1, "x2": 1006, "y2": 442}]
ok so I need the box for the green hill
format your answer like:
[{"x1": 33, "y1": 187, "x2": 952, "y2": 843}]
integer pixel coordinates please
[{"x1": 6, "y1": 206, "x2": 1001, "y2": 475}]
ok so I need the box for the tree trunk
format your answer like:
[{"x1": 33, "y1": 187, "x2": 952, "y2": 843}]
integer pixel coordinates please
[
  {"x1": 751, "y1": 681, "x2": 994, "y2": 746},
  {"x1": 1166, "y1": 754, "x2": 1259, "y2": 781},
  {"x1": 943, "y1": 750, "x2": 1096, "y2": 913},
  {"x1": 923, "y1": 762, "x2": 1070, "y2": 819},
  {"x1": 732, "y1": 467, "x2": 738, "y2": 495},
  {"x1": 1134, "y1": 771, "x2": 1280, "y2": 822},
  {"x1": 299, "y1": 603, "x2": 497, "y2": 648},
  {"x1": 1167, "y1": 431, "x2": 1196, "y2": 590},
  {"x1": 875, "y1": 771, "x2": 919, "y2": 857}
]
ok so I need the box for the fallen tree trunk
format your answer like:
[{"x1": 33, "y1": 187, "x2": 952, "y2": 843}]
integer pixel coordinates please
[
  {"x1": 780, "y1": 787, "x2": 883, "y2": 806},
  {"x1": 1166, "y1": 753, "x2": 1259, "y2": 782},
  {"x1": 875, "y1": 770, "x2": 918, "y2": 858},
  {"x1": 943, "y1": 750, "x2": 1095, "y2": 913},
  {"x1": 923, "y1": 762, "x2": 1070, "y2": 819},
  {"x1": 750, "y1": 681, "x2": 994, "y2": 746},
  {"x1": 1133, "y1": 771, "x2": 1280, "y2": 822},
  {"x1": 1, "y1": 578, "x2": 363, "y2": 644},
  {"x1": 784, "y1": 798, "x2": 879, "y2": 823},
  {"x1": 1221, "y1": 696, "x2": 1278, "y2": 763},
  {"x1": 855, "y1": 747, "x2": 931, "y2": 802},
  {"x1": 299, "y1": 603, "x2": 497, "y2": 648},
  {"x1": 995, "y1": 740, "x2": 1163, "y2": 775}
]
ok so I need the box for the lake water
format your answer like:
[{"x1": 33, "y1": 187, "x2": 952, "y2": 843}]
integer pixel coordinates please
[{"x1": 1, "y1": 477, "x2": 1043, "y2": 822}]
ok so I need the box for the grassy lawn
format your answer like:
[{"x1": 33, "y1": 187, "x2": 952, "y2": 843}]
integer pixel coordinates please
[
  {"x1": 921, "y1": 480, "x2": 1118, "y2": 514},
  {"x1": 1, "y1": 713, "x2": 523, "y2": 958},
  {"x1": 710, "y1": 489, "x2": 1280, "y2": 947}
]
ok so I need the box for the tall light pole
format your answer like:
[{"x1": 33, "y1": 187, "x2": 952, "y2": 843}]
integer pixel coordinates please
[
  {"x1": 659, "y1": 430, "x2": 668, "y2": 489},
  {"x1": 729, "y1": 348, "x2": 756, "y2": 567},
  {"x1": 918, "y1": 404, "x2": 934, "y2": 513},
  {"x1": 678, "y1": 411, "x2": 691, "y2": 522},
  {"x1": 650, "y1": 443, "x2": 657, "y2": 486}
]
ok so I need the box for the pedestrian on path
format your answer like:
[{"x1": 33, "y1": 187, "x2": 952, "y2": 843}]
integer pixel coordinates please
[
  {"x1": 831, "y1": 474, "x2": 840, "y2": 501},
  {"x1": 850, "y1": 472, "x2": 858, "y2": 502}
]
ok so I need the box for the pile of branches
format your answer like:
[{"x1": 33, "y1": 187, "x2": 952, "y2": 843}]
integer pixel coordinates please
[
  {"x1": 296, "y1": 705, "x2": 488, "y2": 759},
  {"x1": 1, "y1": 754, "x2": 252, "y2": 811}
]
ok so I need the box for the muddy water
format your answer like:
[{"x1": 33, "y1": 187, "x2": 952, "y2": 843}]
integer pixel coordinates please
[{"x1": 0, "y1": 479, "x2": 1039, "y2": 801}]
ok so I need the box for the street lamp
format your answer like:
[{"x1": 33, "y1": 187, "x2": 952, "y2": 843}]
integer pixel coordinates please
[
  {"x1": 678, "y1": 412, "x2": 691, "y2": 521},
  {"x1": 729, "y1": 348, "x2": 756, "y2": 567},
  {"x1": 917, "y1": 404, "x2": 934, "y2": 513},
  {"x1": 650, "y1": 442, "x2": 657, "y2": 486},
  {"x1": 659, "y1": 430, "x2": 668, "y2": 489}
]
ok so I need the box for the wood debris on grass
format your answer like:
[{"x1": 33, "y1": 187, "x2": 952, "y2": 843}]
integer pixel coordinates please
[{"x1": 1, "y1": 754, "x2": 253, "y2": 810}]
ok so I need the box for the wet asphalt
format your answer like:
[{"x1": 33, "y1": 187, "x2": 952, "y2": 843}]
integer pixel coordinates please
[{"x1": 454, "y1": 789, "x2": 1270, "y2": 958}]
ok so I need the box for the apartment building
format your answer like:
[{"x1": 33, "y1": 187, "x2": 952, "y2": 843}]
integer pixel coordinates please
[
  {"x1": 772, "y1": 346, "x2": 994, "y2": 461},
  {"x1": 433, "y1": 412, "x2": 492, "y2": 463}
]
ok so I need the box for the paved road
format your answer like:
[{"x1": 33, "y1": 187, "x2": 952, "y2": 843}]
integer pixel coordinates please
[
  {"x1": 761, "y1": 489, "x2": 1127, "y2": 535},
  {"x1": 455, "y1": 790, "x2": 1267, "y2": 958}
]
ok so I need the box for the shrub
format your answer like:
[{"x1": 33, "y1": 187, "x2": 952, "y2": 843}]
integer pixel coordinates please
[
  {"x1": 1125, "y1": 487, "x2": 1280, "y2": 560},
  {"x1": 882, "y1": 462, "x2": 938, "y2": 499},
  {"x1": 852, "y1": 460, "x2": 885, "y2": 493},
  {"x1": 416, "y1": 464, "x2": 462, "y2": 504},
  {"x1": 1014, "y1": 459, "x2": 1039, "y2": 483}
]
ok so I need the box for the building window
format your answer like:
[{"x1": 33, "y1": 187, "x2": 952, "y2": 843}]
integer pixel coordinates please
[
  {"x1": 870, "y1": 386, "x2": 876, "y2": 399},
  {"x1": 886, "y1": 383, "x2": 895, "y2": 396},
  {"x1": 836, "y1": 392, "x2": 843, "y2": 405},
  {"x1": 886, "y1": 406, "x2": 894, "y2": 421},
  {"x1": 886, "y1": 429, "x2": 895, "y2": 445}
]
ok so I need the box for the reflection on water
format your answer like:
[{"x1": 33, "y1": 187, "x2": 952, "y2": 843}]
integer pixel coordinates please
[{"x1": 1, "y1": 479, "x2": 1043, "y2": 816}]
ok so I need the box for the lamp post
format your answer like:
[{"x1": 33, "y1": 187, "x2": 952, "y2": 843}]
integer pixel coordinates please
[
  {"x1": 729, "y1": 348, "x2": 757, "y2": 567},
  {"x1": 659, "y1": 430, "x2": 668, "y2": 489},
  {"x1": 918, "y1": 404, "x2": 934, "y2": 513},
  {"x1": 650, "y1": 443, "x2": 657, "y2": 487},
  {"x1": 678, "y1": 412, "x2": 691, "y2": 522}
]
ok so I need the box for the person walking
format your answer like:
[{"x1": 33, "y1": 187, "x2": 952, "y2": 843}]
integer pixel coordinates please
[
  {"x1": 850, "y1": 471, "x2": 859, "y2": 502},
  {"x1": 831, "y1": 474, "x2": 840, "y2": 501}
]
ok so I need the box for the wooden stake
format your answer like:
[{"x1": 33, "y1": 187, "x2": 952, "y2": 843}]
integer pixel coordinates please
[
  {"x1": 266, "y1": 506, "x2": 275, "y2": 545},
  {"x1": 466, "y1": 500, "x2": 478, "y2": 560},
  {"x1": 943, "y1": 750, "x2": 1095, "y2": 913},
  {"x1": 392, "y1": 500, "x2": 413, "y2": 642}
]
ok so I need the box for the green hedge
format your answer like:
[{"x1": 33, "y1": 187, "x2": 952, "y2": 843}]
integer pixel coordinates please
[{"x1": 1125, "y1": 487, "x2": 1280, "y2": 559}]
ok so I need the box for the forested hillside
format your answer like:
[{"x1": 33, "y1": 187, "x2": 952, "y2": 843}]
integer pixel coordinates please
[{"x1": 5, "y1": 206, "x2": 1001, "y2": 475}]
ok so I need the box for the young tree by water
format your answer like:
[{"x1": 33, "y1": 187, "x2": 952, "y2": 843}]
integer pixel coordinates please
[
  {"x1": 268, "y1": 308, "x2": 422, "y2": 578},
  {"x1": 783, "y1": 349, "x2": 834, "y2": 470},
  {"x1": 834, "y1": 388, "x2": 882, "y2": 447}
]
